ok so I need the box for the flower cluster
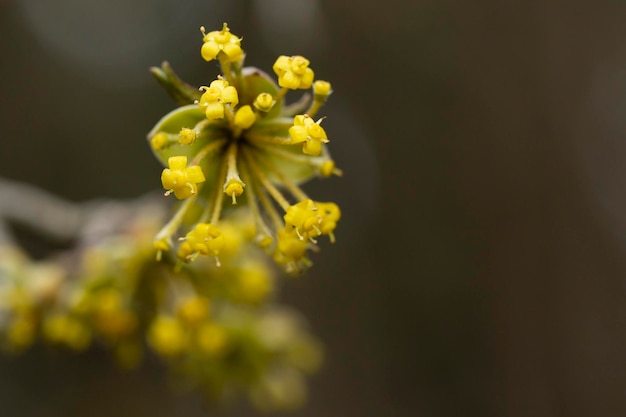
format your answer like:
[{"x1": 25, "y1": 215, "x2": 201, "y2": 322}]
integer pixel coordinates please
[
  {"x1": 0, "y1": 203, "x2": 321, "y2": 411},
  {"x1": 148, "y1": 23, "x2": 341, "y2": 274}
]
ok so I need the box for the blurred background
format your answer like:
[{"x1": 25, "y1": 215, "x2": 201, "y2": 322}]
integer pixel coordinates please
[{"x1": 2, "y1": 0, "x2": 626, "y2": 416}]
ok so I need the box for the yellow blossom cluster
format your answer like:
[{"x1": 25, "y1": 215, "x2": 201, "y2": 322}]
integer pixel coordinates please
[
  {"x1": 0, "y1": 203, "x2": 321, "y2": 411},
  {"x1": 148, "y1": 23, "x2": 342, "y2": 273}
]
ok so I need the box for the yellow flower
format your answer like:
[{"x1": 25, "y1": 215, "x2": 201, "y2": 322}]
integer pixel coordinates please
[
  {"x1": 319, "y1": 160, "x2": 336, "y2": 178},
  {"x1": 234, "y1": 105, "x2": 256, "y2": 129},
  {"x1": 149, "y1": 24, "x2": 341, "y2": 273},
  {"x1": 43, "y1": 314, "x2": 92, "y2": 351},
  {"x1": 316, "y1": 202, "x2": 341, "y2": 242},
  {"x1": 200, "y1": 23, "x2": 243, "y2": 62},
  {"x1": 177, "y1": 223, "x2": 225, "y2": 262},
  {"x1": 273, "y1": 55, "x2": 315, "y2": 90},
  {"x1": 274, "y1": 229, "x2": 309, "y2": 267},
  {"x1": 198, "y1": 79, "x2": 239, "y2": 120},
  {"x1": 161, "y1": 156, "x2": 206, "y2": 199},
  {"x1": 177, "y1": 296, "x2": 210, "y2": 326},
  {"x1": 313, "y1": 80, "x2": 332, "y2": 96},
  {"x1": 148, "y1": 315, "x2": 188, "y2": 357},
  {"x1": 283, "y1": 199, "x2": 322, "y2": 241},
  {"x1": 283, "y1": 199, "x2": 340, "y2": 242},
  {"x1": 253, "y1": 93, "x2": 275, "y2": 112},
  {"x1": 150, "y1": 132, "x2": 168, "y2": 150},
  {"x1": 234, "y1": 262, "x2": 273, "y2": 305},
  {"x1": 196, "y1": 323, "x2": 229, "y2": 356},
  {"x1": 179, "y1": 127, "x2": 197, "y2": 145},
  {"x1": 6, "y1": 314, "x2": 36, "y2": 351},
  {"x1": 288, "y1": 115, "x2": 329, "y2": 156}
]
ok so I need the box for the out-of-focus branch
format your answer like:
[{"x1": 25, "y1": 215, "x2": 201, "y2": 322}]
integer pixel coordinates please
[
  {"x1": 0, "y1": 178, "x2": 86, "y2": 246},
  {"x1": 0, "y1": 178, "x2": 165, "y2": 249}
]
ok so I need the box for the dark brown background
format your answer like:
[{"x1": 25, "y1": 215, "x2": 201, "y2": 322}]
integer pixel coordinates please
[{"x1": 1, "y1": 0, "x2": 626, "y2": 416}]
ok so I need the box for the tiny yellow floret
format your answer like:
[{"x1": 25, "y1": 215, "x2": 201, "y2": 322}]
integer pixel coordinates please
[
  {"x1": 284, "y1": 199, "x2": 322, "y2": 240},
  {"x1": 153, "y1": 238, "x2": 170, "y2": 252},
  {"x1": 288, "y1": 115, "x2": 329, "y2": 156},
  {"x1": 198, "y1": 79, "x2": 239, "y2": 121},
  {"x1": 148, "y1": 315, "x2": 187, "y2": 357},
  {"x1": 177, "y1": 223, "x2": 225, "y2": 261},
  {"x1": 7, "y1": 315, "x2": 36, "y2": 350},
  {"x1": 177, "y1": 296, "x2": 210, "y2": 326},
  {"x1": 224, "y1": 178, "x2": 245, "y2": 204},
  {"x1": 234, "y1": 105, "x2": 256, "y2": 129},
  {"x1": 200, "y1": 23, "x2": 243, "y2": 63},
  {"x1": 316, "y1": 202, "x2": 341, "y2": 242},
  {"x1": 197, "y1": 323, "x2": 229, "y2": 356},
  {"x1": 320, "y1": 160, "x2": 335, "y2": 178},
  {"x1": 253, "y1": 93, "x2": 275, "y2": 112},
  {"x1": 43, "y1": 314, "x2": 91, "y2": 351},
  {"x1": 161, "y1": 156, "x2": 206, "y2": 199},
  {"x1": 272, "y1": 55, "x2": 315, "y2": 90},
  {"x1": 256, "y1": 232, "x2": 274, "y2": 248},
  {"x1": 151, "y1": 132, "x2": 168, "y2": 150},
  {"x1": 235, "y1": 263, "x2": 273, "y2": 305},
  {"x1": 274, "y1": 228, "x2": 309, "y2": 265},
  {"x1": 313, "y1": 80, "x2": 332, "y2": 96},
  {"x1": 179, "y1": 128, "x2": 197, "y2": 145}
]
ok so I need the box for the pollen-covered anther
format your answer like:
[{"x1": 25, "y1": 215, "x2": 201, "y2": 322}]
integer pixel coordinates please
[
  {"x1": 200, "y1": 23, "x2": 243, "y2": 63},
  {"x1": 198, "y1": 79, "x2": 239, "y2": 121},
  {"x1": 272, "y1": 55, "x2": 315, "y2": 90},
  {"x1": 177, "y1": 223, "x2": 225, "y2": 264},
  {"x1": 288, "y1": 115, "x2": 329, "y2": 156},
  {"x1": 161, "y1": 156, "x2": 206, "y2": 199}
]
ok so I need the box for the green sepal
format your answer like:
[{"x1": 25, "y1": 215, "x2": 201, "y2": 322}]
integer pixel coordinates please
[{"x1": 150, "y1": 61, "x2": 201, "y2": 106}]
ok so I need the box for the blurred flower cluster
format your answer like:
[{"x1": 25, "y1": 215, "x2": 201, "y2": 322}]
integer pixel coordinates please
[{"x1": 0, "y1": 198, "x2": 322, "y2": 411}]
